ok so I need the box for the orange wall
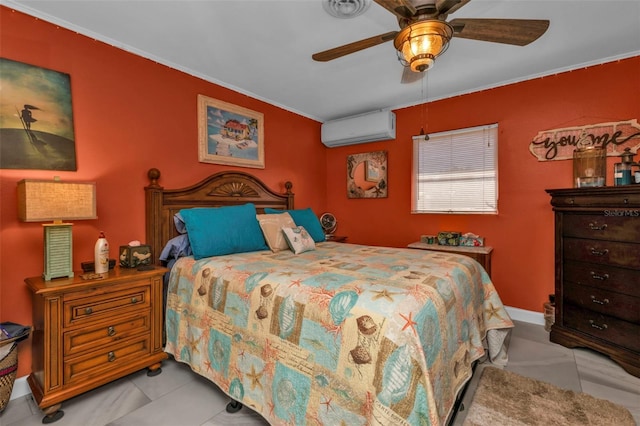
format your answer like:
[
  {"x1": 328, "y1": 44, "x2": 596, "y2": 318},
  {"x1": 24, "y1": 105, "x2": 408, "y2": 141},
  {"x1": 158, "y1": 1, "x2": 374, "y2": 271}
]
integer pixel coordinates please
[
  {"x1": 326, "y1": 56, "x2": 640, "y2": 313},
  {"x1": 0, "y1": 7, "x2": 325, "y2": 377}
]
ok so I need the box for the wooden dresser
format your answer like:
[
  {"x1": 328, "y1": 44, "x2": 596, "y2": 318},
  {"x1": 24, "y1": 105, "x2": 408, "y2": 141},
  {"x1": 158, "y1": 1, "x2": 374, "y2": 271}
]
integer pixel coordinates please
[
  {"x1": 546, "y1": 186, "x2": 640, "y2": 377},
  {"x1": 25, "y1": 267, "x2": 168, "y2": 422}
]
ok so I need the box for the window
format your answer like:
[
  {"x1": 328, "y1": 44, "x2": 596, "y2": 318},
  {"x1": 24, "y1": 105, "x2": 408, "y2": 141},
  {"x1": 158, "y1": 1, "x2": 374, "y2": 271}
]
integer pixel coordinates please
[{"x1": 412, "y1": 124, "x2": 498, "y2": 214}]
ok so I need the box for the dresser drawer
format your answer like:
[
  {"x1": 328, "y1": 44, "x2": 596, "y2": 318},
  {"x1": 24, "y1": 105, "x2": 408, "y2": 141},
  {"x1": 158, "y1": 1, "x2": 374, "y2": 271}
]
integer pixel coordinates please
[
  {"x1": 64, "y1": 282, "x2": 150, "y2": 327},
  {"x1": 563, "y1": 238, "x2": 640, "y2": 269},
  {"x1": 564, "y1": 260, "x2": 640, "y2": 297},
  {"x1": 563, "y1": 213, "x2": 640, "y2": 243},
  {"x1": 64, "y1": 335, "x2": 151, "y2": 384},
  {"x1": 563, "y1": 304, "x2": 640, "y2": 353},
  {"x1": 64, "y1": 312, "x2": 151, "y2": 356},
  {"x1": 564, "y1": 282, "x2": 640, "y2": 323},
  {"x1": 550, "y1": 190, "x2": 640, "y2": 208}
]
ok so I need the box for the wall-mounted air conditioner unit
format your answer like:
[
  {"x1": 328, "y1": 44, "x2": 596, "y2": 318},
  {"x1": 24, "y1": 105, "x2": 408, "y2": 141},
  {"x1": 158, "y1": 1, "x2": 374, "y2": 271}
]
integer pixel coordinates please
[{"x1": 321, "y1": 110, "x2": 396, "y2": 147}]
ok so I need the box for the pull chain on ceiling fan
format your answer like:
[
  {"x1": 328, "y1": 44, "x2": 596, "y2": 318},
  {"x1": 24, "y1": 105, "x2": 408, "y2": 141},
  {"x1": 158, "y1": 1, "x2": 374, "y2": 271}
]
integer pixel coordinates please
[
  {"x1": 313, "y1": 0, "x2": 550, "y2": 81},
  {"x1": 419, "y1": 71, "x2": 430, "y2": 139}
]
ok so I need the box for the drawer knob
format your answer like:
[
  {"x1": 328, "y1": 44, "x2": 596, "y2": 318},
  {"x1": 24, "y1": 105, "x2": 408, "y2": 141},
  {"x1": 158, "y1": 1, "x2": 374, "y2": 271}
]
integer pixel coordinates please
[
  {"x1": 131, "y1": 297, "x2": 138, "y2": 304},
  {"x1": 590, "y1": 295, "x2": 610, "y2": 305},
  {"x1": 107, "y1": 351, "x2": 116, "y2": 362},
  {"x1": 589, "y1": 320, "x2": 608, "y2": 331},
  {"x1": 107, "y1": 326, "x2": 116, "y2": 336},
  {"x1": 590, "y1": 248, "x2": 609, "y2": 256},
  {"x1": 590, "y1": 272, "x2": 609, "y2": 281},
  {"x1": 588, "y1": 223, "x2": 607, "y2": 231},
  {"x1": 84, "y1": 307, "x2": 93, "y2": 315}
]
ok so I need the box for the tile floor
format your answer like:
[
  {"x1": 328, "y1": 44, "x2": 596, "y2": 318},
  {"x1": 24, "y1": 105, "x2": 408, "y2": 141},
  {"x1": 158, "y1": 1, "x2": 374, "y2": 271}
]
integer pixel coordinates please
[{"x1": 2, "y1": 320, "x2": 639, "y2": 425}]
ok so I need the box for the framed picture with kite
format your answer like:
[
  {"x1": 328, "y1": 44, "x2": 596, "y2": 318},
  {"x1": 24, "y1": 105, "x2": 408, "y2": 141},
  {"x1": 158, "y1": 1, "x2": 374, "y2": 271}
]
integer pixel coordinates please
[{"x1": 0, "y1": 58, "x2": 77, "y2": 171}]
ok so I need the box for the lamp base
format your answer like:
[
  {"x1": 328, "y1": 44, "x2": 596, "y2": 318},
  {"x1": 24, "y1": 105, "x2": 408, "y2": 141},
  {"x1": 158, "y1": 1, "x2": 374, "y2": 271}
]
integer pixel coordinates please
[{"x1": 43, "y1": 223, "x2": 74, "y2": 281}]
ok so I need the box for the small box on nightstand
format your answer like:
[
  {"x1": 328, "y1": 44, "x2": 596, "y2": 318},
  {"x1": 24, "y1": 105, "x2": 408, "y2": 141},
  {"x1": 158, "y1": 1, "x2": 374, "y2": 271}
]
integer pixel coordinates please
[
  {"x1": 119, "y1": 245, "x2": 152, "y2": 268},
  {"x1": 437, "y1": 231, "x2": 461, "y2": 246}
]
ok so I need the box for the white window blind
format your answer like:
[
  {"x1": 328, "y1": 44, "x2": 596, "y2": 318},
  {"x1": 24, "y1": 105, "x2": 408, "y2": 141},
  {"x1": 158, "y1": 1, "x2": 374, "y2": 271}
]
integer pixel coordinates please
[{"x1": 412, "y1": 124, "x2": 498, "y2": 214}]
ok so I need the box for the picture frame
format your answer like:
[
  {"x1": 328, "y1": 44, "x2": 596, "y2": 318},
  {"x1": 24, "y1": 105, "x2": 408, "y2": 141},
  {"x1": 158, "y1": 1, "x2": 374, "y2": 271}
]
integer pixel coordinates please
[
  {"x1": 197, "y1": 94, "x2": 264, "y2": 169},
  {"x1": 347, "y1": 150, "x2": 388, "y2": 198},
  {"x1": 365, "y1": 160, "x2": 382, "y2": 182},
  {"x1": 0, "y1": 58, "x2": 77, "y2": 170}
]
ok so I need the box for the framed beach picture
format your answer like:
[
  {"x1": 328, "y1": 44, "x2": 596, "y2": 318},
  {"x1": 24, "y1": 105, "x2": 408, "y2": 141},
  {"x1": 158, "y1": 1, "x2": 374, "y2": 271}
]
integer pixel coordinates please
[
  {"x1": 347, "y1": 150, "x2": 388, "y2": 198},
  {"x1": 0, "y1": 58, "x2": 77, "y2": 170},
  {"x1": 197, "y1": 95, "x2": 264, "y2": 169}
]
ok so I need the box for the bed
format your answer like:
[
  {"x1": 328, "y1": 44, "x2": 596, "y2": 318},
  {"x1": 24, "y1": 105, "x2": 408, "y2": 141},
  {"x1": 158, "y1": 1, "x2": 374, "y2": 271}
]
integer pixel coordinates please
[{"x1": 144, "y1": 168, "x2": 513, "y2": 426}]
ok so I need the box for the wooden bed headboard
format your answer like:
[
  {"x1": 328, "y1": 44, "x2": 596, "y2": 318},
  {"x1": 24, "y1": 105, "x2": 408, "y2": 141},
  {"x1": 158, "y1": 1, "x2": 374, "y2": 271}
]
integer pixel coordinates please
[{"x1": 144, "y1": 168, "x2": 294, "y2": 265}]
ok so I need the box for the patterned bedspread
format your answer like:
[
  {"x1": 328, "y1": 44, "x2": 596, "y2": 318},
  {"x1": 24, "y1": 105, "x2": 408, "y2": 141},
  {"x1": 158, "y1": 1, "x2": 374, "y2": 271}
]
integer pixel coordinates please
[{"x1": 164, "y1": 242, "x2": 513, "y2": 425}]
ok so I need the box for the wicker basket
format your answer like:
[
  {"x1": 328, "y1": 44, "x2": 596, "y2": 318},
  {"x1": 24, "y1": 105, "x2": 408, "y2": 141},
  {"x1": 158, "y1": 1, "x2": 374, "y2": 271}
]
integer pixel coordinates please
[{"x1": 0, "y1": 342, "x2": 18, "y2": 413}]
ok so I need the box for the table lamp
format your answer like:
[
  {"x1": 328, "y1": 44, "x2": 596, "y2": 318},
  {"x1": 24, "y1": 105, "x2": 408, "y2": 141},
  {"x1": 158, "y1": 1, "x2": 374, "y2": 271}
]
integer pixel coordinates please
[{"x1": 18, "y1": 178, "x2": 97, "y2": 280}]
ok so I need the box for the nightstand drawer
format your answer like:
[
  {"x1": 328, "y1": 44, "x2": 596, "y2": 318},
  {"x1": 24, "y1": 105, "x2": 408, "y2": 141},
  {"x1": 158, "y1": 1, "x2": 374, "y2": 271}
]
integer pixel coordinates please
[
  {"x1": 64, "y1": 335, "x2": 151, "y2": 384},
  {"x1": 64, "y1": 312, "x2": 151, "y2": 356},
  {"x1": 64, "y1": 282, "x2": 150, "y2": 327}
]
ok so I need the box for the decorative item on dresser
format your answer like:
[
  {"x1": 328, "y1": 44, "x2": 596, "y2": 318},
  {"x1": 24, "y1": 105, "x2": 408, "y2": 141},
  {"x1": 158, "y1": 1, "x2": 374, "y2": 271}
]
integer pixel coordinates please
[
  {"x1": 546, "y1": 186, "x2": 640, "y2": 378},
  {"x1": 25, "y1": 267, "x2": 168, "y2": 423}
]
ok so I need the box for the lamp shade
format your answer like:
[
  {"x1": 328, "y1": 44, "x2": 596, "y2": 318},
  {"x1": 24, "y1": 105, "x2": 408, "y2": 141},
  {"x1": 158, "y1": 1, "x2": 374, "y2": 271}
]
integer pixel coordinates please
[{"x1": 17, "y1": 179, "x2": 97, "y2": 222}]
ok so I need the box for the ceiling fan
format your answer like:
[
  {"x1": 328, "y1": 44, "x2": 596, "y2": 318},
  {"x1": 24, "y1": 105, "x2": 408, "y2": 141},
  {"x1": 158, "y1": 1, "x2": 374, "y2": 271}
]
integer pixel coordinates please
[{"x1": 312, "y1": 0, "x2": 549, "y2": 82}]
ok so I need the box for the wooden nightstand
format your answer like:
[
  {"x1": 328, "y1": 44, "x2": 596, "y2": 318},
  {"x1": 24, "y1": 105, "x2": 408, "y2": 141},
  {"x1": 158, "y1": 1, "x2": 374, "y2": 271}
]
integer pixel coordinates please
[
  {"x1": 325, "y1": 235, "x2": 348, "y2": 243},
  {"x1": 407, "y1": 242, "x2": 493, "y2": 278},
  {"x1": 25, "y1": 267, "x2": 168, "y2": 423}
]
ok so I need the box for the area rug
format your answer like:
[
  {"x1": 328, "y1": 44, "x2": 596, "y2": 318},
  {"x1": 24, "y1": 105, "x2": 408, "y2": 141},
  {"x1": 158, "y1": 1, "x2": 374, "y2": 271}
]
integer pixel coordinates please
[{"x1": 463, "y1": 366, "x2": 636, "y2": 426}]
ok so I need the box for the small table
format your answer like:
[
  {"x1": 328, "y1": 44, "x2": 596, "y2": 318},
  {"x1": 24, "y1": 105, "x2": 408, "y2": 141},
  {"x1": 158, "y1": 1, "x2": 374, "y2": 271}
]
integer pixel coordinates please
[
  {"x1": 407, "y1": 242, "x2": 493, "y2": 278},
  {"x1": 325, "y1": 235, "x2": 347, "y2": 243}
]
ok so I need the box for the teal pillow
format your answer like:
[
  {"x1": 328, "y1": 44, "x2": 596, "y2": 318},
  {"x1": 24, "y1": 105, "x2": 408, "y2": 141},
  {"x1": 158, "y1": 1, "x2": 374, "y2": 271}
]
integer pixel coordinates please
[
  {"x1": 264, "y1": 207, "x2": 326, "y2": 242},
  {"x1": 180, "y1": 203, "x2": 268, "y2": 259}
]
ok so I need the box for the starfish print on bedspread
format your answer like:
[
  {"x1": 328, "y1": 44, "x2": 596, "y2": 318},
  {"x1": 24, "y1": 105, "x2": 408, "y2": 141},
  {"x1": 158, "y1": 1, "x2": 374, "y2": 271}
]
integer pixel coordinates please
[
  {"x1": 246, "y1": 364, "x2": 263, "y2": 390},
  {"x1": 370, "y1": 288, "x2": 399, "y2": 302},
  {"x1": 288, "y1": 278, "x2": 302, "y2": 288},
  {"x1": 400, "y1": 311, "x2": 418, "y2": 336},
  {"x1": 485, "y1": 302, "x2": 503, "y2": 320},
  {"x1": 320, "y1": 395, "x2": 334, "y2": 413}
]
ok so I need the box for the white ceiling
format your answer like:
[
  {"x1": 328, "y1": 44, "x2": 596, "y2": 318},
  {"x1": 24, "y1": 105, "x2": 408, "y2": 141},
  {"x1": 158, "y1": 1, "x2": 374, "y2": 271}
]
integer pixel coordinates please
[{"x1": 2, "y1": 0, "x2": 639, "y2": 122}]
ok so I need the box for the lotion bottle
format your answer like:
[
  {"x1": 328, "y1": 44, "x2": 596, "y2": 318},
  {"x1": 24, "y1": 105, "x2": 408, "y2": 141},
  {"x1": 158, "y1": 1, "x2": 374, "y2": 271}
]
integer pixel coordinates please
[{"x1": 94, "y1": 231, "x2": 110, "y2": 274}]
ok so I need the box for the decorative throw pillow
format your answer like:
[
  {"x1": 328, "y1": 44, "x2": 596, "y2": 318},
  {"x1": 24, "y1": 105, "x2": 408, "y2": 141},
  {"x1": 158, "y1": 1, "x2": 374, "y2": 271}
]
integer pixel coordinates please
[
  {"x1": 282, "y1": 226, "x2": 316, "y2": 254},
  {"x1": 179, "y1": 203, "x2": 268, "y2": 259},
  {"x1": 257, "y1": 212, "x2": 296, "y2": 252},
  {"x1": 264, "y1": 207, "x2": 326, "y2": 243}
]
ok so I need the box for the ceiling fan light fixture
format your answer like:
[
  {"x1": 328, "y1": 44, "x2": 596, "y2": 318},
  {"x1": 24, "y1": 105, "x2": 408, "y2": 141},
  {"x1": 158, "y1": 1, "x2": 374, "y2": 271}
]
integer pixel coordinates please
[{"x1": 394, "y1": 20, "x2": 453, "y2": 72}]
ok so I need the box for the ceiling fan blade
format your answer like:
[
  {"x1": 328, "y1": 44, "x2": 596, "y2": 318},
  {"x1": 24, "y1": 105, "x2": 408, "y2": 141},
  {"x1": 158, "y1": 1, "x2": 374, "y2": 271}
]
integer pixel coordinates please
[
  {"x1": 401, "y1": 67, "x2": 424, "y2": 84},
  {"x1": 312, "y1": 31, "x2": 398, "y2": 62},
  {"x1": 449, "y1": 18, "x2": 550, "y2": 46},
  {"x1": 436, "y1": 0, "x2": 470, "y2": 16},
  {"x1": 374, "y1": 0, "x2": 416, "y2": 19}
]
